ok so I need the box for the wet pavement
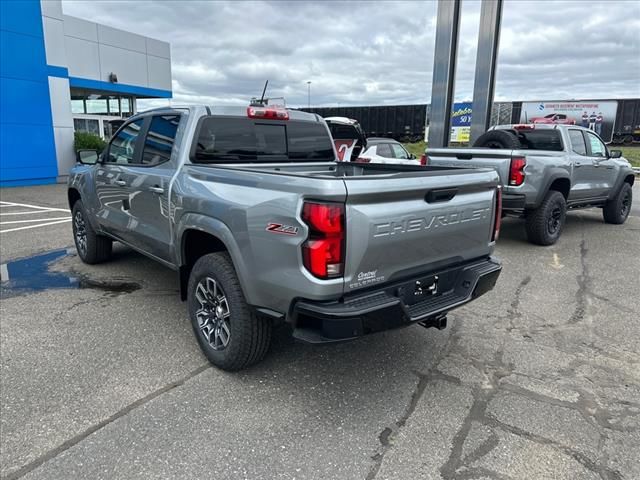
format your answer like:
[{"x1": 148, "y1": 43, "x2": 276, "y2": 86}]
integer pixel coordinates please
[{"x1": 1, "y1": 183, "x2": 639, "y2": 480}]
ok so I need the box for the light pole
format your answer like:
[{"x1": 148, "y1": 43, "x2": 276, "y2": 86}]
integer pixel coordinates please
[{"x1": 306, "y1": 81, "x2": 311, "y2": 109}]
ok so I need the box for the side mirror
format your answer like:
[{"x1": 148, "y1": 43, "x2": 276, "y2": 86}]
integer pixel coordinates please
[
  {"x1": 609, "y1": 150, "x2": 622, "y2": 159},
  {"x1": 76, "y1": 149, "x2": 100, "y2": 165}
]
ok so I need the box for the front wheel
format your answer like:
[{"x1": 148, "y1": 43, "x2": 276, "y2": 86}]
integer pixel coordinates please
[
  {"x1": 187, "y1": 253, "x2": 272, "y2": 371},
  {"x1": 525, "y1": 191, "x2": 567, "y2": 246},
  {"x1": 71, "y1": 200, "x2": 112, "y2": 264},
  {"x1": 603, "y1": 182, "x2": 632, "y2": 224}
]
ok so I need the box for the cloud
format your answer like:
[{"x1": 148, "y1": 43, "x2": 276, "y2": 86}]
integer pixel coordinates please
[{"x1": 62, "y1": 0, "x2": 640, "y2": 108}]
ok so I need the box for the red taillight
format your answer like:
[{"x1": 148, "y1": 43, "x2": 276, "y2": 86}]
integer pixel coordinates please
[
  {"x1": 247, "y1": 106, "x2": 289, "y2": 120},
  {"x1": 492, "y1": 187, "x2": 502, "y2": 242},
  {"x1": 513, "y1": 124, "x2": 535, "y2": 130},
  {"x1": 509, "y1": 156, "x2": 526, "y2": 186},
  {"x1": 301, "y1": 202, "x2": 345, "y2": 279},
  {"x1": 420, "y1": 153, "x2": 427, "y2": 166}
]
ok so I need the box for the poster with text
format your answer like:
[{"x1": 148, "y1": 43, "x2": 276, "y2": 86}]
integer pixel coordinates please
[
  {"x1": 520, "y1": 101, "x2": 618, "y2": 143},
  {"x1": 450, "y1": 102, "x2": 472, "y2": 143}
]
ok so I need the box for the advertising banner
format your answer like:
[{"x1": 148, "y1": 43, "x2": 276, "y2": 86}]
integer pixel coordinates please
[
  {"x1": 450, "y1": 102, "x2": 472, "y2": 143},
  {"x1": 520, "y1": 101, "x2": 618, "y2": 143}
]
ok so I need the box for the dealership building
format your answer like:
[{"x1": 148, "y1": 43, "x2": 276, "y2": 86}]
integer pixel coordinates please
[{"x1": 1, "y1": 0, "x2": 172, "y2": 186}]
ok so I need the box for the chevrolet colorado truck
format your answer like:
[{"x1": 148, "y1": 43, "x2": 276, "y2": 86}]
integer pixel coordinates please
[
  {"x1": 68, "y1": 105, "x2": 502, "y2": 371},
  {"x1": 426, "y1": 124, "x2": 634, "y2": 245}
]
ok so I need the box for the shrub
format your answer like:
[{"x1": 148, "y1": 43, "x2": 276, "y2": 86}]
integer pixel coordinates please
[{"x1": 74, "y1": 131, "x2": 106, "y2": 153}]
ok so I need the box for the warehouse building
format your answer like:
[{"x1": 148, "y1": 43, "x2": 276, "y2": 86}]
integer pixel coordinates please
[{"x1": 1, "y1": 0, "x2": 172, "y2": 186}]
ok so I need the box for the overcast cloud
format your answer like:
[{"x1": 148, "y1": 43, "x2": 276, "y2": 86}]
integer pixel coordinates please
[{"x1": 61, "y1": 0, "x2": 640, "y2": 109}]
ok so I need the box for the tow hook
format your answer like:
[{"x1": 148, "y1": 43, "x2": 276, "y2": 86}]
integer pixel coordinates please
[{"x1": 418, "y1": 315, "x2": 448, "y2": 330}]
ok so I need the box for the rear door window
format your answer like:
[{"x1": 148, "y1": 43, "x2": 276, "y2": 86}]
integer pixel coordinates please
[{"x1": 193, "y1": 117, "x2": 333, "y2": 163}]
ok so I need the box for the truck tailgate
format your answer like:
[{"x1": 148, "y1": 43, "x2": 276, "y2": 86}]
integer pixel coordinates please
[
  {"x1": 342, "y1": 169, "x2": 499, "y2": 293},
  {"x1": 426, "y1": 148, "x2": 514, "y2": 186}
]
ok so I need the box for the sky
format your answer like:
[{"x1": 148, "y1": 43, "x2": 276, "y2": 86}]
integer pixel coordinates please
[{"x1": 61, "y1": 0, "x2": 640, "y2": 109}]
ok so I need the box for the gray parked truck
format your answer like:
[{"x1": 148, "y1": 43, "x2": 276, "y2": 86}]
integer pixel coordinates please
[
  {"x1": 68, "y1": 105, "x2": 502, "y2": 370},
  {"x1": 427, "y1": 124, "x2": 635, "y2": 245}
]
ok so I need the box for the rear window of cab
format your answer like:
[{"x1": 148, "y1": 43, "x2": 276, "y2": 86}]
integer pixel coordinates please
[{"x1": 192, "y1": 117, "x2": 335, "y2": 163}]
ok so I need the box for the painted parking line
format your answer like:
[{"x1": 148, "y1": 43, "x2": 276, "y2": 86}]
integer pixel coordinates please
[
  {"x1": 0, "y1": 201, "x2": 72, "y2": 234},
  {"x1": 0, "y1": 201, "x2": 69, "y2": 213},
  {"x1": 0, "y1": 218, "x2": 72, "y2": 234},
  {"x1": 1, "y1": 216, "x2": 71, "y2": 225}
]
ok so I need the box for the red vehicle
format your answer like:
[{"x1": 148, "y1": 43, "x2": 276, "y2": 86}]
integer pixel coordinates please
[{"x1": 529, "y1": 113, "x2": 576, "y2": 125}]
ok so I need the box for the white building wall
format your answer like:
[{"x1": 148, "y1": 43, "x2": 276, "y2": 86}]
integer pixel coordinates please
[
  {"x1": 63, "y1": 15, "x2": 172, "y2": 91},
  {"x1": 37, "y1": 1, "x2": 172, "y2": 181},
  {"x1": 41, "y1": 0, "x2": 74, "y2": 182}
]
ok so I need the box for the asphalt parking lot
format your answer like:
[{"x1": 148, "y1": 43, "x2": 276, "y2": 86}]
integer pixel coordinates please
[{"x1": 1, "y1": 183, "x2": 639, "y2": 480}]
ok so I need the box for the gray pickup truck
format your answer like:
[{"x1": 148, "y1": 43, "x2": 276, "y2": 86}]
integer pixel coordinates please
[
  {"x1": 427, "y1": 124, "x2": 635, "y2": 245},
  {"x1": 68, "y1": 105, "x2": 501, "y2": 370}
]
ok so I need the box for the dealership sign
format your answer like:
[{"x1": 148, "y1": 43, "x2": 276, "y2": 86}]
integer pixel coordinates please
[
  {"x1": 520, "y1": 101, "x2": 618, "y2": 143},
  {"x1": 450, "y1": 102, "x2": 472, "y2": 142}
]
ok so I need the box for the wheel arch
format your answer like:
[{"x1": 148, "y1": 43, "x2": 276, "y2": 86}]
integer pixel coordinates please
[
  {"x1": 176, "y1": 214, "x2": 251, "y2": 303},
  {"x1": 68, "y1": 188, "x2": 81, "y2": 210}
]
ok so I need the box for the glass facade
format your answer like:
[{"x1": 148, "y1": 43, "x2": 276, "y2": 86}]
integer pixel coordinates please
[{"x1": 70, "y1": 91, "x2": 135, "y2": 117}]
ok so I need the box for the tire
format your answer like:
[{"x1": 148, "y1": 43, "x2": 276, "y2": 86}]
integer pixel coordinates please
[
  {"x1": 71, "y1": 200, "x2": 112, "y2": 264},
  {"x1": 472, "y1": 130, "x2": 521, "y2": 149},
  {"x1": 187, "y1": 252, "x2": 272, "y2": 371},
  {"x1": 525, "y1": 191, "x2": 567, "y2": 246},
  {"x1": 603, "y1": 182, "x2": 632, "y2": 224}
]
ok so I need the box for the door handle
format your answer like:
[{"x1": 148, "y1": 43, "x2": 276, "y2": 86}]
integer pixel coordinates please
[
  {"x1": 114, "y1": 180, "x2": 127, "y2": 186},
  {"x1": 149, "y1": 186, "x2": 164, "y2": 194},
  {"x1": 574, "y1": 162, "x2": 582, "y2": 167}
]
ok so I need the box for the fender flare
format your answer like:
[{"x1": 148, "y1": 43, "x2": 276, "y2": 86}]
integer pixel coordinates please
[
  {"x1": 607, "y1": 168, "x2": 635, "y2": 201},
  {"x1": 175, "y1": 213, "x2": 254, "y2": 304},
  {"x1": 533, "y1": 170, "x2": 571, "y2": 207}
]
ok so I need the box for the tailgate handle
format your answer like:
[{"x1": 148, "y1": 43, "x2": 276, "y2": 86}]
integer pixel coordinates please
[
  {"x1": 456, "y1": 153, "x2": 473, "y2": 160},
  {"x1": 426, "y1": 188, "x2": 458, "y2": 203}
]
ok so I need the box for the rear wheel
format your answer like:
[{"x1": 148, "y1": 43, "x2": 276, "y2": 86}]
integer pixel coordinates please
[
  {"x1": 525, "y1": 191, "x2": 567, "y2": 246},
  {"x1": 603, "y1": 182, "x2": 632, "y2": 224},
  {"x1": 187, "y1": 252, "x2": 272, "y2": 371},
  {"x1": 71, "y1": 200, "x2": 112, "y2": 264}
]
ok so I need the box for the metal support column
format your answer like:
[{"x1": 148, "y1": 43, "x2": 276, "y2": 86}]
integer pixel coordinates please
[
  {"x1": 428, "y1": 0, "x2": 461, "y2": 148},
  {"x1": 470, "y1": 0, "x2": 503, "y2": 144}
]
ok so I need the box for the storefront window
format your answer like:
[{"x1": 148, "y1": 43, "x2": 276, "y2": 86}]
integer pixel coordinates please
[
  {"x1": 85, "y1": 98, "x2": 108, "y2": 114},
  {"x1": 71, "y1": 99, "x2": 85, "y2": 114},
  {"x1": 108, "y1": 97, "x2": 120, "y2": 115}
]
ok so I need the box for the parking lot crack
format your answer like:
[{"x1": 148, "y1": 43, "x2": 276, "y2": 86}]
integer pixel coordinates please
[
  {"x1": 569, "y1": 239, "x2": 590, "y2": 324},
  {"x1": 4, "y1": 363, "x2": 212, "y2": 480},
  {"x1": 484, "y1": 415, "x2": 623, "y2": 480},
  {"x1": 506, "y1": 276, "x2": 531, "y2": 333}
]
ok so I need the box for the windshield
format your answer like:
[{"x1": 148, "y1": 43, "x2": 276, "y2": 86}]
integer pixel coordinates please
[{"x1": 192, "y1": 117, "x2": 335, "y2": 163}]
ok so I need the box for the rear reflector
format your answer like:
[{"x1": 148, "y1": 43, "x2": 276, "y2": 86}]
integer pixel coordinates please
[
  {"x1": 247, "y1": 106, "x2": 289, "y2": 120},
  {"x1": 420, "y1": 154, "x2": 427, "y2": 166},
  {"x1": 509, "y1": 156, "x2": 526, "y2": 186},
  {"x1": 301, "y1": 202, "x2": 345, "y2": 279},
  {"x1": 492, "y1": 187, "x2": 502, "y2": 242}
]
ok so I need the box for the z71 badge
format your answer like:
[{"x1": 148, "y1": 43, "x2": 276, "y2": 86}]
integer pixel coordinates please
[{"x1": 266, "y1": 223, "x2": 299, "y2": 235}]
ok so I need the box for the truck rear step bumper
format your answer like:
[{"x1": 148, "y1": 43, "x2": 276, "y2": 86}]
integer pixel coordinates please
[
  {"x1": 502, "y1": 193, "x2": 526, "y2": 211},
  {"x1": 292, "y1": 257, "x2": 501, "y2": 344}
]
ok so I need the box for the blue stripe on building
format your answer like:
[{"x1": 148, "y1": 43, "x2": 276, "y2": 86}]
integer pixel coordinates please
[{"x1": 1, "y1": 0, "x2": 58, "y2": 187}]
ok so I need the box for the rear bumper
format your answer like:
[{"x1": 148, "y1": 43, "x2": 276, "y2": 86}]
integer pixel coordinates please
[
  {"x1": 292, "y1": 256, "x2": 501, "y2": 344},
  {"x1": 502, "y1": 193, "x2": 526, "y2": 211}
]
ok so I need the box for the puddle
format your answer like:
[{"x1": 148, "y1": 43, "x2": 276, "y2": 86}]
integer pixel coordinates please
[{"x1": 0, "y1": 249, "x2": 141, "y2": 298}]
